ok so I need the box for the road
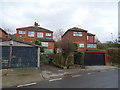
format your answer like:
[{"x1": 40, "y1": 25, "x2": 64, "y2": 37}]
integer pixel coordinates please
[{"x1": 17, "y1": 68, "x2": 118, "y2": 88}]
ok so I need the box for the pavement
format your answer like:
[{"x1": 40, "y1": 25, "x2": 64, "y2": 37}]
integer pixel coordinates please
[
  {"x1": 2, "y1": 68, "x2": 44, "y2": 88},
  {"x1": 1, "y1": 65, "x2": 118, "y2": 88},
  {"x1": 40, "y1": 65, "x2": 118, "y2": 80}
]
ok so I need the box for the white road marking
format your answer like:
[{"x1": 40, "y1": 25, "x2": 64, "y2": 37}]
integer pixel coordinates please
[
  {"x1": 58, "y1": 70, "x2": 63, "y2": 71},
  {"x1": 49, "y1": 78, "x2": 62, "y2": 82},
  {"x1": 72, "y1": 75, "x2": 81, "y2": 77},
  {"x1": 17, "y1": 82, "x2": 37, "y2": 87},
  {"x1": 88, "y1": 73, "x2": 91, "y2": 75}
]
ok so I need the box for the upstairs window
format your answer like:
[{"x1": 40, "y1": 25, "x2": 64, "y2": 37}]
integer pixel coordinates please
[
  {"x1": 79, "y1": 43, "x2": 84, "y2": 47},
  {"x1": 87, "y1": 44, "x2": 97, "y2": 48},
  {"x1": 37, "y1": 32, "x2": 43, "y2": 37},
  {"x1": 28, "y1": 31, "x2": 34, "y2": 37},
  {"x1": 73, "y1": 32, "x2": 82, "y2": 36},
  {"x1": 46, "y1": 33, "x2": 52, "y2": 36},
  {"x1": 41, "y1": 42, "x2": 48, "y2": 47},
  {"x1": 18, "y1": 31, "x2": 26, "y2": 34}
]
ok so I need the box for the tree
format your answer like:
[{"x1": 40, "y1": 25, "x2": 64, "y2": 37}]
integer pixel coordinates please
[
  {"x1": 60, "y1": 39, "x2": 74, "y2": 66},
  {"x1": 95, "y1": 36, "x2": 101, "y2": 44},
  {"x1": 35, "y1": 40, "x2": 45, "y2": 52},
  {"x1": 35, "y1": 40, "x2": 41, "y2": 45},
  {"x1": 54, "y1": 28, "x2": 65, "y2": 41}
]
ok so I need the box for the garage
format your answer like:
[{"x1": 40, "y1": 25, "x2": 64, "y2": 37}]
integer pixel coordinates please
[
  {"x1": 0, "y1": 40, "x2": 40, "y2": 69},
  {"x1": 84, "y1": 51, "x2": 107, "y2": 66}
]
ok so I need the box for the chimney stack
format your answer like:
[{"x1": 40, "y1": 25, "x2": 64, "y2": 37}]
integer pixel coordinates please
[{"x1": 34, "y1": 22, "x2": 40, "y2": 27}]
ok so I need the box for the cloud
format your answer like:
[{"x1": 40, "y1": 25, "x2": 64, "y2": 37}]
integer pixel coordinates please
[{"x1": 0, "y1": 0, "x2": 118, "y2": 42}]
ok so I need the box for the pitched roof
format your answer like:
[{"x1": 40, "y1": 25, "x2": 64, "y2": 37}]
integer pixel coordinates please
[
  {"x1": 36, "y1": 38, "x2": 54, "y2": 42},
  {"x1": 68, "y1": 27, "x2": 87, "y2": 32},
  {"x1": 16, "y1": 26, "x2": 53, "y2": 33},
  {"x1": 0, "y1": 39, "x2": 40, "y2": 47},
  {"x1": 62, "y1": 27, "x2": 87, "y2": 37},
  {"x1": 0, "y1": 28, "x2": 8, "y2": 34},
  {"x1": 87, "y1": 33, "x2": 95, "y2": 36}
]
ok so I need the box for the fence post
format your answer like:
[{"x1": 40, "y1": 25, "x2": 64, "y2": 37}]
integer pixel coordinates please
[
  {"x1": 8, "y1": 40, "x2": 13, "y2": 68},
  {"x1": 37, "y1": 47, "x2": 40, "y2": 68}
]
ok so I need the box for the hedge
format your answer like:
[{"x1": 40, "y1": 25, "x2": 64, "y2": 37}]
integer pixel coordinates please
[{"x1": 107, "y1": 48, "x2": 120, "y2": 64}]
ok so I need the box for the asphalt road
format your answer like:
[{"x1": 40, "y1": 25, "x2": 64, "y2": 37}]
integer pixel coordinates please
[{"x1": 17, "y1": 68, "x2": 119, "y2": 88}]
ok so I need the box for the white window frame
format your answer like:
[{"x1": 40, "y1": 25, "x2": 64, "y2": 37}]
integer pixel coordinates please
[
  {"x1": 87, "y1": 44, "x2": 97, "y2": 48},
  {"x1": 93, "y1": 44, "x2": 97, "y2": 48},
  {"x1": 87, "y1": 44, "x2": 89, "y2": 48},
  {"x1": 37, "y1": 32, "x2": 43, "y2": 37},
  {"x1": 18, "y1": 31, "x2": 26, "y2": 34},
  {"x1": 79, "y1": 43, "x2": 84, "y2": 48},
  {"x1": 46, "y1": 33, "x2": 52, "y2": 36},
  {"x1": 73, "y1": 32, "x2": 82, "y2": 36},
  {"x1": 41, "y1": 42, "x2": 48, "y2": 47},
  {"x1": 28, "y1": 31, "x2": 34, "y2": 37}
]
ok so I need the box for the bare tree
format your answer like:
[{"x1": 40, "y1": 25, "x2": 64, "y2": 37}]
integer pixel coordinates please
[
  {"x1": 95, "y1": 36, "x2": 101, "y2": 44},
  {"x1": 60, "y1": 39, "x2": 74, "y2": 66},
  {"x1": 54, "y1": 28, "x2": 65, "y2": 41}
]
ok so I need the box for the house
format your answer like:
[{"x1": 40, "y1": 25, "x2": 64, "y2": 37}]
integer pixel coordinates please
[
  {"x1": 16, "y1": 22, "x2": 54, "y2": 53},
  {"x1": 0, "y1": 28, "x2": 8, "y2": 39},
  {"x1": 62, "y1": 27, "x2": 97, "y2": 52},
  {"x1": 0, "y1": 39, "x2": 40, "y2": 68}
]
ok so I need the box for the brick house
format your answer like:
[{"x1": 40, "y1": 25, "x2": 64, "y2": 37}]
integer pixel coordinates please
[
  {"x1": 16, "y1": 22, "x2": 54, "y2": 53},
  {"x1": 62, "y1": 27, "x2": 97, "y2": 52},
  {"x1": 0, "y1": 28, "x2": 8, "y2": 39}
]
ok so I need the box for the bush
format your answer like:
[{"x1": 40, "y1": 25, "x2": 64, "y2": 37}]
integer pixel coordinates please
[
  {"x1": 53, "y1": 53, "x2": 74, "y2": 69},
  {"x1": 107, "y1": 48, "x2": 120, "y2": 64},
  {"x1": 74, "y1": 52, "x2": 84, "y2": 65},
  {"x1": 40, "y1": 54, "x2": 49, "y2": 65}
]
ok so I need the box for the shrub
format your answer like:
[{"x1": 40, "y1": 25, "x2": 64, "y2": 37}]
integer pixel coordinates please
[
  {"x1": 53, "y1": 53, "x2": 74, "y2": 69},
  {"x1": 107, "y1": 48, "x2": 120, "y2": 64},
  {"x1": 40, "y1": 54, "x2": 49, "y2": 65},
  {"x1": 74, "y1": 52, "x2": 84, "y2": 65}
]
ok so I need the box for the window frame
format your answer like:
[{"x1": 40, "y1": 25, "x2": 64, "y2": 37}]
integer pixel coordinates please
[
  {"x1": 73, "y1": 32, "x2": 82, "y2": 36},
  {"x1": 87, "y1": 44, "x2": 97, "y2": 48},
  {"x1": 41, "y1": 42, "x2": 48, "y2": 47},
  {"x1": 28, "y1": 31, "x2": 34, "y2": 37},
  {"x1": 18, "y1": 31, "x2": 26, "y2": 34},
  {"x1": 37, "y1": 32, "x2": 43, "y2": 37},
  {"x1": 46, "y1": 33, "x2": 52, "y2": 36},
  {"x1": 79, "y1": 43, "x2": 84, "y2": 48}
]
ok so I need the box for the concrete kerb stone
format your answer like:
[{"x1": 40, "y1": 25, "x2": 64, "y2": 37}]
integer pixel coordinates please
[{"x1": 41, "y1": 66, "x2": 118, "y2": 80}]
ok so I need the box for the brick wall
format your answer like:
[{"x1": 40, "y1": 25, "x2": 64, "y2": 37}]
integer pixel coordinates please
[
  {"x1": 16, "y1": 30, "x2": 53, "y2": 42},
  {"x1": 0, "y1": 30, "x2": 7, "y2": 39},
  {"x1": 16, "y1": 30, "x2": 54, "y2": 50},
  {"x1": 62, "y1": 31, "x2": 87, "y2": 51},
  {"x1": 87, "y1": 36, "x2": 95, "y2": 43},
  {"x1": 48, "y1": 42, "x2": 54, "y2": 49}
]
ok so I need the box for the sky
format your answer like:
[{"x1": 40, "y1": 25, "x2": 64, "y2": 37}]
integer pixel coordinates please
[{"x1": 0, "y1": 0, "x2": 118, "y2": 43}]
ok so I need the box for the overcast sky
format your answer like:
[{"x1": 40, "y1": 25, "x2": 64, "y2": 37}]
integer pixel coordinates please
[{"x1": 0, "y1": 0, "x2": 118, "y2": 42}]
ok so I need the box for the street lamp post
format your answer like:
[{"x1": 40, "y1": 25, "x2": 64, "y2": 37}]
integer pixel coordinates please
[{"x1": 8, "y1": 39, "x2": 13, "y2": 68}]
